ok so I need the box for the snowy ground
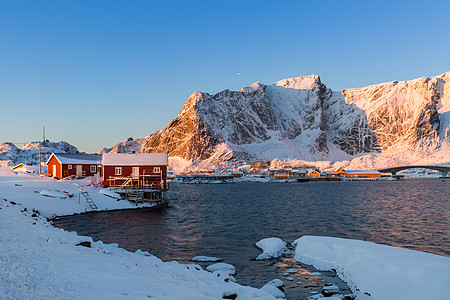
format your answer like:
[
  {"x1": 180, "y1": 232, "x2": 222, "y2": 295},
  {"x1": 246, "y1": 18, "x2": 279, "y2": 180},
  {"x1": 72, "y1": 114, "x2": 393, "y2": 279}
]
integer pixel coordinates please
[
  {"x1": 1, "y1": 167, "x2": 449, "y2": 299},
  {"x1": 0, "y1": 167, "x2": 277, "y2": 299},
  {"x1": 294, "y1": 236, "x2": 450, "y2": 300}
]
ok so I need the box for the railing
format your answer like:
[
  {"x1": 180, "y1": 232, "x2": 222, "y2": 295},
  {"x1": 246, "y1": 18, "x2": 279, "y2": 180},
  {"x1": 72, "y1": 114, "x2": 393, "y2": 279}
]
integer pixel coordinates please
[{"x1": 106, "y1": 174, "x2": 167, "y2": 191}]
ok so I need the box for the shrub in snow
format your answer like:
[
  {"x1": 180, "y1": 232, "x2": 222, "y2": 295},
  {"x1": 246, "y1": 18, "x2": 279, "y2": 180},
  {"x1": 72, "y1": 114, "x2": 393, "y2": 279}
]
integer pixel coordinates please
[{"x1": 255, "y1": 237, "x2": 288, "y2": 260}]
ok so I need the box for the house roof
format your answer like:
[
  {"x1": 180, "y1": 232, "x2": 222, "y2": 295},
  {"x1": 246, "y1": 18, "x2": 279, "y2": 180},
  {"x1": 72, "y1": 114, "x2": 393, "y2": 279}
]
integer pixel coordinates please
[
  {"x1": 46, "y1": 153, "x2": 102, "y2": 165},
  {"x1": 291, "y1": 170, "x2": 307, "y2": 173},
  {"x1": 102, "y1": 153, "x2": 168, "y2": 166}
]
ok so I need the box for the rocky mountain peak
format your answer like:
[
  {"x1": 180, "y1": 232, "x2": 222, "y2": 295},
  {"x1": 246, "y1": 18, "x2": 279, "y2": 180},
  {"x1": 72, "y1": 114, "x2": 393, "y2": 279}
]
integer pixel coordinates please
[
  {"x1": 274, "y1": 74, "x2": 322, "y2": 90},
  {"x1": 108, "y1": 71, "x2": 450, "y2": 168}
]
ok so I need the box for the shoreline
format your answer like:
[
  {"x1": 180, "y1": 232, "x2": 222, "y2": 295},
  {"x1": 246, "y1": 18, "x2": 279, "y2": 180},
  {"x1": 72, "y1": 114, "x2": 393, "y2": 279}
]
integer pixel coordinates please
[{"x1": 2, "y1": 168, "x2": 450, "y2": 299}]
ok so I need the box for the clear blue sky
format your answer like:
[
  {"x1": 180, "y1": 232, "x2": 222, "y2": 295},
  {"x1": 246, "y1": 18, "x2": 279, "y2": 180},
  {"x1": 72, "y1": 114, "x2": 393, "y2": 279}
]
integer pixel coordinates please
[{"x1": 1, "y1": 0, "x2": 449, "y2": 153}]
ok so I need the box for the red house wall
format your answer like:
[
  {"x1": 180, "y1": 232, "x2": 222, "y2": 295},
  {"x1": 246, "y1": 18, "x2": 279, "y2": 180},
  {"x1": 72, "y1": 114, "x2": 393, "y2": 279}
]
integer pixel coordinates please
[
  {"x1": 47, "y1": 156, "x2": 62, "y2": 178},
  {"x1": 103, "y1": 165, "x2": 167, "y2": 188},
  {"x1": 61, "y1": 164, "x2": 97, "y2": 178},
  {"x1": 47, "y1": 156, "x2": 98, "y2": 179}
]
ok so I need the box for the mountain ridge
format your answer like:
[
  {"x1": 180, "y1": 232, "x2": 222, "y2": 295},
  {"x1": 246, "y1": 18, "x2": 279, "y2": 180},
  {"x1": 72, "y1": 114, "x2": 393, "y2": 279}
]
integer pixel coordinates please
[{"x1": 106, "y1": 72, "x2": 450, "y2": 169}]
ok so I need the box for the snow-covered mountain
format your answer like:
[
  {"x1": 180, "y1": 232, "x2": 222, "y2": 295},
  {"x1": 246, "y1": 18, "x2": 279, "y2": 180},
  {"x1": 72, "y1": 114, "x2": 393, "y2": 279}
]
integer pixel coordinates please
[
  {"x1": 104, "y1": 136, "x2": 151, "y2": 154},
  {"x1": 107, "y1": 72, "x2": 450, "y2": 169},
  {"x1": 138, "y1": 75, "x2": 343, "y2": 163},
  {"x1": 0, "y1": 141, "x2": 79, "y2": 165}
]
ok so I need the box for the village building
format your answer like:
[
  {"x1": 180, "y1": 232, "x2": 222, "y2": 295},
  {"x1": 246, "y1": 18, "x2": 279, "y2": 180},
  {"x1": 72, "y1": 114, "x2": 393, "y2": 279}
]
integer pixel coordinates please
[
  {"x1": 102, "y1": 153, "x2": 168, "y2": 189},
  {"x1": 231, "y1": 171, "x2": 244, "y2": 178},
  {"x1": 268, "y1": 167, "x2": 292, "y2": 179},
  {"x1": 322, "y1": 170, "x2": 338, "y2": 177},
  {"x1": 0, "y1": 160, "x2": 13, "y2": 167},
  {"x1": 308, "y1": 170, "x2": 321, "y2": 178},
  {"x1": 46, "y1": 153, "x2": 101, "y2": 179},
  {"x1": 334, "y1": 166, "x2": 381, "y2": 178},
  {"x1": 268, "y1": 167, "x2": 308, "y2": 179},
  {"x1": 290, "y1": 170, "x2": 308, "y2": 178},
  {"x1": 342, "y1": 170, "x2": 381, "y2": 178}
]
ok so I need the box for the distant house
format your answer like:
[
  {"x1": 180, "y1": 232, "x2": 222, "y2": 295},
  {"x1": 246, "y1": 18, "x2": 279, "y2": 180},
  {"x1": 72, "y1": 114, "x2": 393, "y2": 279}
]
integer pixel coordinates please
[
  {"x1": 231, "y1": 171, "x2": 244, "y2": 178},
  {"x1": 102, "y1": 153, "x2": 168, "y2": 189},
  {"x1": 290, "y1": 170, "x2": 308, "y2": 178},
  {"x1": 46, "y1": 153, "x2": 102, "y2": 179},
  {"x1": 322, "y1": 170, "x2": 338, "y2": 177},
  {"x1": 335, "y1": 166, "x2": 381, "y2": 178},
  {"x1": 308, "y1": 170, "x2": 321, "y2": 178},
  {"x1": 0, "y1": 160, "x2": 13, "y2": 167},
  {"x1": 268, "y1": 168, "x2": 307, "y2": 179},
  {"x1": 268, "y1": 167, "x2": 292, "y2": 179}
]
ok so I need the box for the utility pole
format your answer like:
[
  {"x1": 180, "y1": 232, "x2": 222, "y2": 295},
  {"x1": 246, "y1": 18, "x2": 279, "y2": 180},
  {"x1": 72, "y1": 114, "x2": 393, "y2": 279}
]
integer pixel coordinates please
[
  {"x1": 38, "y1": 141, "x2": 41, "y2": 175},
  {"x1": 39, "y1": 126, "x2": 44, "y2": 176}
]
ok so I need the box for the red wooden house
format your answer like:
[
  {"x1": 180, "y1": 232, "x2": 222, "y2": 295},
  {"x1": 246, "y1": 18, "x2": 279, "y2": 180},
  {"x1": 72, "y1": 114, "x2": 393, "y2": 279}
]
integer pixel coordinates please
[
  {"x1": 46, "y1": 153, "x2": 102, "y2": 179},
  {"x1": 101, "y1": 153, "x2": 168, "y2": 189}
]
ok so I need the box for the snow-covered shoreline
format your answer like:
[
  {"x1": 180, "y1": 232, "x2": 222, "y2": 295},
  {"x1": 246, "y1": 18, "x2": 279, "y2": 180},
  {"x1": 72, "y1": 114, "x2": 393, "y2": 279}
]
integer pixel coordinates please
[
  {"x1": 0, "y1": 168, "x2": 278, "y2": 299},
  {"x1": 2, "y1": 167, "x2": 449, "y2": 299}
]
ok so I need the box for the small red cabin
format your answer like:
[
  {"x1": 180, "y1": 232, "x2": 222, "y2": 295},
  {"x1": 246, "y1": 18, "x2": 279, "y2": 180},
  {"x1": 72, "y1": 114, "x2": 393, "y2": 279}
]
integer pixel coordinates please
[
  {"x1": 46, "y1": 153, "x2": 102, "y2": 179},
  {"x1": 102, "y1": 153, "x2": 168, "y2": 189}
]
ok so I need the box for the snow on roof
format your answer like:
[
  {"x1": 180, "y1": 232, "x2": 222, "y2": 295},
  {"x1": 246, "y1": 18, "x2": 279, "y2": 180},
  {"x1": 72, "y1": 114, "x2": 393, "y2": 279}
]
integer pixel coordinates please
[
  {"x1": 102, "y1": 153, "x2": 168, "y2": 166},
  {"x1": 47, "y1": 153, "x2": 102, "y2": 165},
  {"x1": 291, "y1": 170, "x2": 307, "y2": 173},
  {"x1": 345, "y1": 170, "x2": 380, "y2": 174}
]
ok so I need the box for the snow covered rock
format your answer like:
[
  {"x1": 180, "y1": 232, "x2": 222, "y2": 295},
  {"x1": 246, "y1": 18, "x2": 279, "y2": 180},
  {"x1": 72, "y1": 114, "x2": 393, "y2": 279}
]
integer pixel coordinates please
[
  {"x1": 206, "y1": 262, "x2": 236, "y2": 276},
  {"x1": 261, "y1": 284, "x2": 285, "y2": 299},
  {"x1": 191, "y1": 256, "x2": 223, "y2": 262},
  {"x1": 293, "y1": 235, "x2": 450, "y2": 300},
  {"x1": 322, "y1": 284, "x2": 340, "y2": 297},
  {"x1": 255, "y1": 237, "x2": 288, "y2": 260}
]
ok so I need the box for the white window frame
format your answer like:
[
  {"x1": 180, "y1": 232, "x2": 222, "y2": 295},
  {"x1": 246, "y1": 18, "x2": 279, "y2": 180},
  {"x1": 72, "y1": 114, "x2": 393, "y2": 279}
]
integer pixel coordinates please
[
  {"x1": 115, "y1": 167, "x2": 122, "y2": 176},
  {"x1": 90, "y1": 165, "x2": 97, "y2": 173},
  {"x1": 154, "y1": 167, "x2": 160, "y2": 173},
  {"x1": 68, "y1": 165, "x2": 72, "y2": 170}
]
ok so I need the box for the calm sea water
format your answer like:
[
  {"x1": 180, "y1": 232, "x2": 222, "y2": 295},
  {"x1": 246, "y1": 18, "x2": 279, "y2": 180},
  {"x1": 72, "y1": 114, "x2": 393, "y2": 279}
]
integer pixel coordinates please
[{"x1": 53, "y1": 179, "x2": 450, "y2": 295}]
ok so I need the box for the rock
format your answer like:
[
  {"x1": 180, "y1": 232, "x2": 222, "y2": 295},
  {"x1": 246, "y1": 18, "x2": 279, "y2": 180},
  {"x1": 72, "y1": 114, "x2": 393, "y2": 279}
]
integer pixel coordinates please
[
  {"x1": 206, "y1": 263, "x2": 236, "y2": 275},
  {"x1": 260, "y1": 283, "x2": 285, "y2": 299},
  {"x1": 322, "y1": 284, "x2": 340, "y2": 296},
  {"x1": 76, "y1": 241, "x2": 92, "y2": 248},
  {"x1": 285, "y1": 268, "x2": 298, "y2": 274},
  {"x1": 265, "y1": 279, "x2": 285, "y2": 289}
]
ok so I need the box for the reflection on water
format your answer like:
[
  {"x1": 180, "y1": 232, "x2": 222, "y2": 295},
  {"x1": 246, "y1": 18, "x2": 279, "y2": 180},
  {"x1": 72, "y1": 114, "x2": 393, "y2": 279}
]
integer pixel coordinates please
[{"x1": 53, "y1": 179, "x2": 450, "y2": 294}]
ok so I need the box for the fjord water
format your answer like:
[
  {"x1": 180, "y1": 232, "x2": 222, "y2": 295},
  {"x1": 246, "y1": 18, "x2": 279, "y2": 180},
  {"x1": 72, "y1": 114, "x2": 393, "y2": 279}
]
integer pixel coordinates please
[{"x1": 54, "y1": 179, "x2": 450, "y2": 275}]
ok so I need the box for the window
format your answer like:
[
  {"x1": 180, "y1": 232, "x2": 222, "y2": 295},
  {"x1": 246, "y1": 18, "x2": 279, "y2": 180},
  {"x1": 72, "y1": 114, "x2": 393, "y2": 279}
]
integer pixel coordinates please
[
  {"x1": 115, "y1": 167, "x2": 122, "y2": 176},
  {"x1": 154, "y1": 167, "x2": 160, "y2": 173},
  {"x1": 68, "y1": 165, "x2": 72, "y2": 170},
  {"x1": 90, "y1": 165, "x2": 97, "y2": 173}
]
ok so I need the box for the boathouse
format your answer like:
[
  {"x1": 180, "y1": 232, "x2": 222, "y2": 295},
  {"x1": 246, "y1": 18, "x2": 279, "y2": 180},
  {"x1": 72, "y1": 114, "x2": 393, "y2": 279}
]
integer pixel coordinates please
[
  {"x1": 102, "y1": 153, "x2": 168, "y2": 189},
  {"x1": 46, "y1": 153, "x2": 101, "y2": 179}
]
